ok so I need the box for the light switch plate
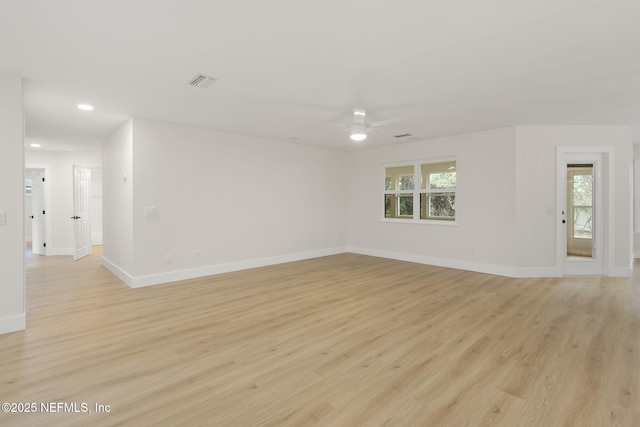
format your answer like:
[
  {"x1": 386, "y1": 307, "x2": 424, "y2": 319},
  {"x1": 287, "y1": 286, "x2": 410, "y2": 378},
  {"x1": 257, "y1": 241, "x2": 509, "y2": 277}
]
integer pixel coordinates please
[{"x1": 0, "y1": 211, "x2": 6, "y2": 225}]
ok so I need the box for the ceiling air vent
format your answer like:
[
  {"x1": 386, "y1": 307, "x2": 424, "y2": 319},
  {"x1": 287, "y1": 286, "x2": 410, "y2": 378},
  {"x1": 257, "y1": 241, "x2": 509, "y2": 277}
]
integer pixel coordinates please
[
  {"x1": 394, "y1": 133, "x2": 413, "y2": 138},
  {"x1": 187, "y1": 74, "x2": 217, "y2": 89}
]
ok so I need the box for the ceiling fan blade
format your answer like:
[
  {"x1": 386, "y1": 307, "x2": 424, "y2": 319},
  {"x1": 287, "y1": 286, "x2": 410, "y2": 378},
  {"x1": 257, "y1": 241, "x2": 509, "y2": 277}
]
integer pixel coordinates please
[
  {"x1": 322, "y1": 122, "x2": 350, "y2": 128},
  {"x1": 369, "y1": 117, "x2": 406, "y2": 128}
]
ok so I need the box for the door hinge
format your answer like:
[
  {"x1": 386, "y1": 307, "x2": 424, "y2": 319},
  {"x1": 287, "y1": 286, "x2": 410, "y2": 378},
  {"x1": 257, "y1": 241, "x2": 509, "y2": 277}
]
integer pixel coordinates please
[
  {"x1": 43, "y1": 242, "x2": 46, "y2": 248},
  {"x1": 42, "y1": 210, "x2": 45, "y2": 215},
  {"x1": 42, "y1": 177, "x2": 45, "y2": 182}
]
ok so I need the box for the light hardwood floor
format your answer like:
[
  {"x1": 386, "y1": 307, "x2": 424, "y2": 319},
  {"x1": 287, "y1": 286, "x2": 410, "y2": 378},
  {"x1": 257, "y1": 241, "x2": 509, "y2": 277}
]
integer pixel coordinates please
[{"x1": 1, "y1": 248, "x2": 639, "y2": 426}]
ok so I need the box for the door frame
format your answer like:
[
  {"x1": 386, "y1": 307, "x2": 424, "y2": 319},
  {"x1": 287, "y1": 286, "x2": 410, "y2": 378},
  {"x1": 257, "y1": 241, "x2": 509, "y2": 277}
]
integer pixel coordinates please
[
  {"x1": 25, "y1": 164, "x2": 52, "y2": 256},
  {"x1": 555, "y1": 146, "x2": 614, "y2": 276}
]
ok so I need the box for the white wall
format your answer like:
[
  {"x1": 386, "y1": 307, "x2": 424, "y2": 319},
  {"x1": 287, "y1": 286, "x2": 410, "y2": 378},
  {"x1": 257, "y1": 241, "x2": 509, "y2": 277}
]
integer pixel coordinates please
[
  {"x1": 25, "y1": 150, "x2": 101, "y2": 254},
  {"x1": 102, "y1": 119, "x2": 134, "y2": 281},
  {"x1": 516, "y1": 126, "x2": 634, "y2": 275},
  {"x1": 0, "y1": 72, "x2": 25, "y2": 334},
  {"x1": 347, "y1": 127, "x2": 519, "y2": 276},
  {"x1": 634, "y1": 144, "x2": 640, "y2": 258},
  {"x1": 100, "y1": 120, "x2": 633, "y2": 286},
  {"x1": 90, "y1": 168, "x2": 103, "y2": 244},
  {"x1": 347, "y1": 125, "x2": 634, "y2": 277},
  {"x1": 110, "y1": 118, "x2": 347, "y2": 286}
]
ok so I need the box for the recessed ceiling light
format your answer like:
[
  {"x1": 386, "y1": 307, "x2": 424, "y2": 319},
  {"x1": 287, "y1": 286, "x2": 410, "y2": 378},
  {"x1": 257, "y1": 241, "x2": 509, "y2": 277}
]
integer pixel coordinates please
[
  {"x1": 77, "y1": 104, "x2": 94, "y2": 111},
  {"x1": 30, "y1": 143, "x2": 41, "y2": 148}
]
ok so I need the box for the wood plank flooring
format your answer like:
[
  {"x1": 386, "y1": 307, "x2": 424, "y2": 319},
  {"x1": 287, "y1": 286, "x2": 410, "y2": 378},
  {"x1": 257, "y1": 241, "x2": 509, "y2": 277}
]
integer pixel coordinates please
[{"x1": 1, "y1": 248, "x2": 639, "y2": 426}]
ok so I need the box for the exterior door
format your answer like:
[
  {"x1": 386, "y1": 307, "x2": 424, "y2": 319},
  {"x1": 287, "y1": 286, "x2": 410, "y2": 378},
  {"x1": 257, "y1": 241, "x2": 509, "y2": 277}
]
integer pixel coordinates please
[
  {"x1": 558, "y1": 153, "x2": 605, "y2": 276},
  {"x1": 73, "y1": 165, "x2": 92, "y2": 261}
]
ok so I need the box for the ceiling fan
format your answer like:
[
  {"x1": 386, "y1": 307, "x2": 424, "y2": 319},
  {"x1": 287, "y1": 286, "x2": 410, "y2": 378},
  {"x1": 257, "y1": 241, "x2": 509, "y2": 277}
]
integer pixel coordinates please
[{"x1": 346, "y1": 109, "x2": 406, "y2": 142}]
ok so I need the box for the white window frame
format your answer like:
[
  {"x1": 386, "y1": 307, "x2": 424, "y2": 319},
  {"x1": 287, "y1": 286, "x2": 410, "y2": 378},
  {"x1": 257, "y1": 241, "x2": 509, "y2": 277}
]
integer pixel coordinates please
[
  {"x1": 381, "y1": 157, "x2": 457, "y2": 225},
  {"x1": 383, "y1": 163, "x2": 416, "y2": 221},
  {"x1": 420, "y1": 158, "x2": 456, "y2": 222}
]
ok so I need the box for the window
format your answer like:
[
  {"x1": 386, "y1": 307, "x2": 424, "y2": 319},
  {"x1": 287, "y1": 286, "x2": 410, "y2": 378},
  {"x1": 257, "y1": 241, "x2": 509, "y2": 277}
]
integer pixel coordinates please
[
  {"x1": 384, "y1": 165, "x2": 415, "y2": 219},
  {"x1": 383, "y1": 159, "x2": 456, "y2": 222},
  {"x1": 420, "y1": 160, "x2": 456, "y2": 221}
]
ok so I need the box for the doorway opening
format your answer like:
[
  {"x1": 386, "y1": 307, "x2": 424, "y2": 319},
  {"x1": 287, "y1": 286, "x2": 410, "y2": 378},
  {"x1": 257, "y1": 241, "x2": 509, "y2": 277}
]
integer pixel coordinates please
[{"x1": 25, "y1": 167, "x2": 51, "y2": 258}]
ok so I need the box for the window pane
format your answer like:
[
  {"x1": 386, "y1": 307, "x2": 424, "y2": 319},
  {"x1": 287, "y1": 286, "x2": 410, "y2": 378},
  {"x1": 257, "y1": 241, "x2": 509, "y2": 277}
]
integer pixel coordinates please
[
  {"x1": 385, "y1": 165, "x2": 414, "y2": 191},
  {"x1": 398, "y1": 175, "x2": 414, "y2": 191},
  {"x1": 574, "y1": 207, "x2": 592, "y2": 238},
  {"x1": 398, "y1": 195, "x2": 413, "y2": 216},
  {"x1": 385, "y1": 194, "x2": 394, "y2": 217},
  {"x1": 420, "y1": 193, "x2": 455, "y2": 220},
  {"x1": 429, "y1": 172, "x2": 456, "y2": 190},
  {"x1": 421, "y1": 161, "x2": 456, "y2": 190},
  {"x1": 384, "y1": 194, "x2": 413, "y2": 219},
  {"x1": 573, "y1": 174, "x2": 592, "y2": 206}
]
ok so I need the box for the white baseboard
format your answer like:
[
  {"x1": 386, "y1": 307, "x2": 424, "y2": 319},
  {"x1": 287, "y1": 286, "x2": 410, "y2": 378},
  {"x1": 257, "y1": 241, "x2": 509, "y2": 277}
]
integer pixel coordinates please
[
  {"x1": 102, "y1": 246, "x2": 631, "y2": 286},
  {"x1": 610, "y1": 264, "x2": 634, "y2": 277},
  {"x1": 102, "y1": 247, "x2": 348, "y2": 288},
  {"x1": 101, "y1": 256, "x2": 134, "y2": 287},
  {"x1": 348, "y1": 246, "x2": 522, "y2": 277},
  {"x1": 514, "y1": 267, "x2": 562, "y2": 278},
  {"x1": 348, "y1": 246, "x2": 564, "y2": 278},
  {"x1": 0, "y1": 313, "x2": 26, "y2": 335}
]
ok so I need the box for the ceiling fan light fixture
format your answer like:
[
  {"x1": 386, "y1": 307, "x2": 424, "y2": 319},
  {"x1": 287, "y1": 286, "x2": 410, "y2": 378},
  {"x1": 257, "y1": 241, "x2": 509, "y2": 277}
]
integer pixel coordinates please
[{"x1": 350, "y1": 124, "x2": 367, "y2": 141}]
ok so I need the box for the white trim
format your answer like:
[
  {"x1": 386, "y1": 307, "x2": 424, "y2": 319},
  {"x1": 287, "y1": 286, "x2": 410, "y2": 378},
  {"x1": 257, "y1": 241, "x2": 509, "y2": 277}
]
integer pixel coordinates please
[
  {"x1": 101, "y1": 256, "x2": 135, "y2": 287},
  {"x1": 556, "y1": 147, "x2": 615, "y2": 276},
  {"x1": 103, "y1": 247, "x2": 348, "y2": 289},
  {"x1": 515, "y1": 267, "x2": 562, "y2": 278},
  {"x1": 380, "y1": 218, "x2": 458, "y2": 226},
  {"x1": 610, "y1": 257, "x2": 635, "y2": 277},
  {"x1": 348, "y1": 246, "x2": 561, "y2": 278},
  {"x1": 610, "y1": 266, "x2": 634, "y2": 277},
  {"x1": 0, "y1": 313, "x2": 26, "y2": 334}
]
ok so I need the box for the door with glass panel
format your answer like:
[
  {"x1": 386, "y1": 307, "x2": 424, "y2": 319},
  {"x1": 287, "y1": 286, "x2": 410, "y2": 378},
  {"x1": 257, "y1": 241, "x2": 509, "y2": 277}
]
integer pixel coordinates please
[
  {"x1": 566, "y1": 165, "x2": 594, "y2": 257},
  {"x1": 561, "y1": 155, "x2": 604, "y2": 276}
]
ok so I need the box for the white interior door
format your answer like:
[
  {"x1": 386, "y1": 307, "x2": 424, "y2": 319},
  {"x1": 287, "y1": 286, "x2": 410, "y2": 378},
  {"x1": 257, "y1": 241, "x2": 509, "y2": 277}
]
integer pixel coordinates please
[
  {"x1": 30, "y1": 169, "x2": 46, "y2": 256},
  {"x1": 73, "y1": 165, "x2": 92, "y2": 261}
]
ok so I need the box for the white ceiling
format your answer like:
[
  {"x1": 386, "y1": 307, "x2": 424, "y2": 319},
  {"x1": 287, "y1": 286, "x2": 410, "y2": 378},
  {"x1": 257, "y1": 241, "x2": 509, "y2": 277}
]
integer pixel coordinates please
[{"x1": 2, "y1": 0, "x2": 640, "y2": 152}]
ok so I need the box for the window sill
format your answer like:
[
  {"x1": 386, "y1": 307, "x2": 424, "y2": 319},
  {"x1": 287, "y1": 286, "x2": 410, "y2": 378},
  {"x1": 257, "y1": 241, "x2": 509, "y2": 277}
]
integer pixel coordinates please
[{"x1": 380, "y1": 218, "x2": 458, "y2": 226}]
